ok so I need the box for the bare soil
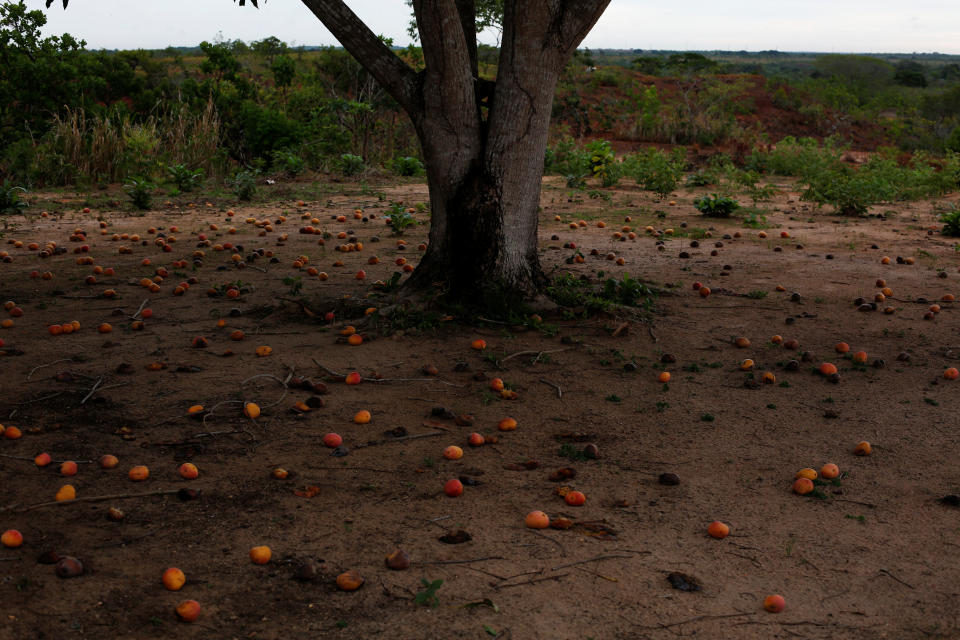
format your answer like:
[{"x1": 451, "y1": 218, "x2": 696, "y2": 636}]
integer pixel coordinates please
[{"x1": 1, "y1": 175, "x2": 959, "y2": 640}]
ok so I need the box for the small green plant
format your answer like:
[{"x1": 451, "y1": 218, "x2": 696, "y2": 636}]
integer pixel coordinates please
[
  {"x1": 694, "y1": 194, "x2": 740, "y2": 217},
  {"x1": 123, "y1": 177, "x2": 154, "y2": 210},
  {"x1": 746, "y1": 290, "x2": 768, "y2": 299},
  {"x1": 0, "y1": 180, "x2": 28, "y2": 214},
  {"x1": 414, "y1": 579, "x2": 444, "y2": 607},
  {"x1": 337, "y1": 153, "x2": 365, "y2": 176},
  {"x1": 655, "y1": 401, "x2": 669, "y2": 412},
  {"x1": 586, "y1": 139, "x2": 620, "y2": 187},
  {"x1": 741, "y1": 209, "x2": 768, "y2": 228},
  {"x1": 605, "y1": 394, "x2": 622, "y2": 403},
  {"x1": 165, "y1": 163, "x2": 204, "y2": 192},
  {"x1": 271, "y1": 149, "x2": 305, "y2": 176},
  {"x1": 391, "y1": 156, "x2": 425, "y2": 177},
  {"x1": 282, "y1": 276, "x2": 303, "y2": 296},
  {"x1": 386, "y1": 202, "x2": 416, "y2": 235},
  {"x1": 700, "y1": 413, "x2": 715, "y2": 422},
  {"x1": 229, "y1": 169, "x2": 258, "y2": 201},
  {"x1": 939, "y1": 205, "x2": 960, "y2": 237}
]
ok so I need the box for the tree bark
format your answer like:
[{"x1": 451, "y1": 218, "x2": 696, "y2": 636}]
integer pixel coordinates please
[{"x1": 299, "y1": 0, "x2": 611, "y2": 307}]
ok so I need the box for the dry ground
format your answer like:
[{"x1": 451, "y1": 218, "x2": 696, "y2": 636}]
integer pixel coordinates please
[{"x1": 1, "y1": 175, "x2": 960, "y2": 639}]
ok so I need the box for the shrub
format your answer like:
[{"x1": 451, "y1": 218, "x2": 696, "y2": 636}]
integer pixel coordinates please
[
  {"x1": 586, "y1": 139, "x2": 620, "y2": 187},
  {"x1": 694, "y1": 194, "x2": 740, "y2": 217},
  {"x1": 165, "y1": 163, "x2": 204, "y2": 192},
  {"x1": 625, "y1": 148, "x2": 686, "y2": 199},
  {"x1": 337, "y1": 153, "x2": 365, "y2": 176},
  {"x1": 270, "y1": 149, "x2": 305, "y2": 177},
  {"x1": 229, "y1": 169, "x2": 258, "y2": 201},
  {"x1": 0, "y1": 180, "x2": 28, "y2": 214},
  {"x1": 391, "y1": 156, "x2": 424, "y2": 177},
  {"x1": 939, "y1": 205, "x2": 960, "y2": 237},
  {"x1": 385, "y1": 202, "x2": 416, "y2": 235},
  {"x1": 123, "y1": 177, "x2": 154, "y2": 210}
]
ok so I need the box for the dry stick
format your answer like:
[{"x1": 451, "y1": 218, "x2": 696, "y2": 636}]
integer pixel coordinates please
[
  {"x1": 27, "y1": 359, "x2": 73, "y2": 381},
  {"x1": 494, "y1": 573, "x2": 569, "y2": 590},
  {"x1": 95, "y1": 527, "x2": 163, "y2": 549},
  {"x1": 79, "y1": 377, "x2": 104, "y2": 405},
  {"x1": 129, "y1": 298, "x2": 150, "y2": 320},
  {"x1": 631, "y1": 613, "x2": 754, "y2": 631},
  {"x1": 201, "y1": 399, "x2": 244, "y2": 426},
  {"x1": 529, "y1": 529, "x2": 566, "y2": 556},
  {"x1": 549, "y1": 553, "x2": 635, "y2": 572},
  {"x1": 0, "y1": 454, "x2": 92, "y2": 465},
  {"x1": 353, "y1": 431, "x2": 444, "y2": 449},
  {"x1": 835, "y1": 498, "x2": 878, "y2": 508},
  {"x1": 304, "y1": 466, "x2": 400, "y2": 474},
  {"x1": 647, "y1": 324, "x2": 658, "y2": 343},
  {"x1": 14, "y1": 391, "x2": 63, "y2": 406},
  {"x1": 501, "y1": 348, "x2": 569, "y2": 363},
  {"x1": 311, "y1": 358, "x2": 462, "y2": 387},
  {"x1": 418, "y1": 556, "x2": 504, "y2": 566},
  {"x1": 539, "y1": 379, "x2": 562, "y2": 399},
  {"x1": 8, "y1": 489, "x2": 181, "y2": 514},
  {"x1": 878, "y1": 568, "x2": 915, "y2": 589}
]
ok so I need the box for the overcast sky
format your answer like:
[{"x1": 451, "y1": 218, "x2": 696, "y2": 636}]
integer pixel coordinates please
[{"x1": 27, "y1": 0, "x2": 960, "y2": 54}]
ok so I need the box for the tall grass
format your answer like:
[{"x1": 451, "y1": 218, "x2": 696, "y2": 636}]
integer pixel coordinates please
[{"x1": 41, "y1": 99, "x2": 224, "y2": 186}]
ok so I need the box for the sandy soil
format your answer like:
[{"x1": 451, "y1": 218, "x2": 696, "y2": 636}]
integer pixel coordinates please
[{"x1": 1, "y1": 174, "x2": 959, "y2": 640}]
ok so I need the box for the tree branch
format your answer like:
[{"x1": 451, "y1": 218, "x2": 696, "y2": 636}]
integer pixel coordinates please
[
  {"x1": 298, "y1": 0, "x2": 420, "y2": 115},
  {"x1": 413, "y1": 0, "x2": 479, "y2": 125},
  {"x1": 549, "y1": 0, "x2": 612, "y2": 57}
]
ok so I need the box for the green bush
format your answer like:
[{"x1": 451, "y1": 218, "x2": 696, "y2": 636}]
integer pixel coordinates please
[
  {"x1": 694, "y1": 194, "x2": 740, "y2": 217},
  {"x1": 337, "y1": 153, "x2": 365, "y2": 176},
  {"x1": 624, "y1": 148, "x2": 686, "y2": 199},
  {"x1": 123, "y1": 177, "x2": 154, "y2": 210},
  {"x1": 545, "y1": 137, "x2": 591, "y2": 186},
  {"x1": 165, "y1": 163, "x2": 204, "y2": 192},
  {"x1": 391, "y1": 156, "x2": 424, "y2": 177},
  {"x1": 229, "y1": 169, "x2": 258, "y2": 201},
  {"x1": 386, "y1": 202, "x2": 416, "y2": 235},
  {"x1": 586, "y1": 139, "x2": 620, "y2": 187},
  {"x1": 938, "y1": 205, "x2": 960, "y2": 237},
  {"x1": 0, "y1": 180, "x2": 27, "y2": 214},
  {"x1": 238, "y1": 101, "x2": 305, "y2": 162},
  {"x1": 270, "y1": 149, "x2": 305, "y2": 177}
]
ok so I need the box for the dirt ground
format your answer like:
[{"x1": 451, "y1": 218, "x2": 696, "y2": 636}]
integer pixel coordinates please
[{"x1": 1, "y1": 174, "x2": 960, "y2": 640}]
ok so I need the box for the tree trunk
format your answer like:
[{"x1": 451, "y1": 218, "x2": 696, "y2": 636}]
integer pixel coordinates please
[{"x1": 298, "y1": 0, "x2": 611, "y2": 308}]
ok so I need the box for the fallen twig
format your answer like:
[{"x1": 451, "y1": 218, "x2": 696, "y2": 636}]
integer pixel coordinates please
[
  {"x1": 13, "y1": 391, "x2": 64, "y2": 407},
  {"x1": 879, "y1": 568, "x2": 914, "y2": 589},
  {"x1": 353, "y1": 432, "x2": 444, "y2": 448},
  {"x1": 27, "y1": 359, "x2": 73, "y2": 381},
  {"x1": 95, "y1": 527, "x2": 163, "y2": 549},
  {"x1": 312, "y1": 358, "x2": 461, "y2": 386},
  {"x1": 494, "y1": 573, "x2": 569, "y2": 590},
  {"x1": 6, "y1": 489, "x2": 181, "y2": 513},
  {"x1": 0, "y1": 454, "x2": 92, "y2": 464},
  {"x1": 304, "y1": 465, "x2": 400, "y2": 473},
  {"x1": 550, "y1": 553, "x2": 634, "y2": 572},
  {"x1": 418, "y1": 556, "x2": 504, "y2": 566},
  {"x1": 528, "y1": 529, "x2": 566, "y2": 556},
  {"x1": 539, "y1": 379, "x2": 562, "y2": 399},
  {"x1": 631, "y1": 613, "x2": 753, "y2": 631},
  {"x1": 502, "y1": 348, "x2": 569, "y2": 363},
  {"x1": 129, "y1": 298, "x2": 150, "y2": 321},
  {"x1": 79, "y1": 377, "x2": 104, "y2": 405},
  {"x1": 834, "y1": 498, "x2": 877, "y2": 508}
]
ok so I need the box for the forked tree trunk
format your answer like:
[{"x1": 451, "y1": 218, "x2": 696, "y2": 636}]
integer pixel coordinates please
[{"x1": 299, "y1": 0, "x2": 611, "y2": 307}]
